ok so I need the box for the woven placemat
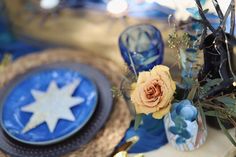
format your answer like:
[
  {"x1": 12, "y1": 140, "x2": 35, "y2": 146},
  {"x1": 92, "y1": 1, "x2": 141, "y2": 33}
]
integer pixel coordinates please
[{"x1": 0, "y1": 49, "x2": 132, "y2": 157}]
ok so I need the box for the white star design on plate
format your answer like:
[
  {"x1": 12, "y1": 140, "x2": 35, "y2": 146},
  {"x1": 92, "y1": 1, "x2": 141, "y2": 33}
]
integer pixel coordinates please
[{"x1": 21, "y1": 79, "x2": 85, "y2": 134}]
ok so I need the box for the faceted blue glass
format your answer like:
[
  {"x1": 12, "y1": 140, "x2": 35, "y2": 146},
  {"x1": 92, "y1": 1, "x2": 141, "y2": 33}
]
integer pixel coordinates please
[{"x1": 119, "y1": 24, "x2": 164, "y2": 73}]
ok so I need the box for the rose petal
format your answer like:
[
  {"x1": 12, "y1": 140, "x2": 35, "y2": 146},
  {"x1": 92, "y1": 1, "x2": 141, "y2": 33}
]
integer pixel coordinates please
[
  {"x1": 152, "y1": 103, "x2": 171, "y2": 119},
  {"x1": 151, "y1": 65, "x2": 170, "y2": 75},
  {"x1": 137, "y1": 71, "x2": 151, "y2": 84},
  {"x1": 135, "y1": 103, "x2": 157, "y2": 114}
]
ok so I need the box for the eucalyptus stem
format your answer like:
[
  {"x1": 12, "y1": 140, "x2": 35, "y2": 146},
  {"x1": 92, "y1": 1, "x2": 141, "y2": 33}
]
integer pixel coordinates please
[
  {"x1": 205, "y1": 92, "x2": 236, "y2": 102},
  {"x1": 199, "y1": 25, "x2": 207, "y2": 50},
  {"x1": 227, "y1": 115, "x2": 236, "y2": 128},
  {"x1": 201, "y1": 102, "x2": 225, "y2": 111}
]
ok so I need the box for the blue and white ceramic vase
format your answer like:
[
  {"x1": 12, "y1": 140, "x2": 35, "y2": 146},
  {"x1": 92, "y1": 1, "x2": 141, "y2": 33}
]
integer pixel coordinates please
[{"x1": 164, "y1": 100, "x2": 207, "y2": 151}]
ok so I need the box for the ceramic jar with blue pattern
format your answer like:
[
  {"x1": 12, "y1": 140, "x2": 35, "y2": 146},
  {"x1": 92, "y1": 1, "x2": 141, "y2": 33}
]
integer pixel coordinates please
[{"x1": 164, "y1": 100, "x2": 207, "y2": 151}]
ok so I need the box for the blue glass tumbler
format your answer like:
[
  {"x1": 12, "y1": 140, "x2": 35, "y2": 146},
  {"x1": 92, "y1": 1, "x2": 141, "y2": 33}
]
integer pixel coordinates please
[{"x1": 119, "y1": 24, "x2": 164, "y2": 73}]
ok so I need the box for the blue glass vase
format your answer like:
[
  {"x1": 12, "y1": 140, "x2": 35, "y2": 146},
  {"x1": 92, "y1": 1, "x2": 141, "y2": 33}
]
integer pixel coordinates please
[{"x1": 119, "y1": 24, "x2": 164, "y2": 74}]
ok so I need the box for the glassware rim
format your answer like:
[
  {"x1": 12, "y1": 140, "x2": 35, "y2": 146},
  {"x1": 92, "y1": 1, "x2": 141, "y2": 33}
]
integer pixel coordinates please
[{"x1": 118, "y1": 23, "x2": 164, "y2": 54}]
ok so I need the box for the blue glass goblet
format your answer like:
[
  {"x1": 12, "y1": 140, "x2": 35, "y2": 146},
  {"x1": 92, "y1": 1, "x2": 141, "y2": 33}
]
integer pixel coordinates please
[{"x1": 119, "y1": 24, "x2": 164, "y2": 74}]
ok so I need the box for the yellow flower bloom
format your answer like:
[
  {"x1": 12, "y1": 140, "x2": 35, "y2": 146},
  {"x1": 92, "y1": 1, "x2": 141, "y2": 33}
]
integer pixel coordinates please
[{"x1": 131, "y1": 65, "x2": 176, "y2": 119}]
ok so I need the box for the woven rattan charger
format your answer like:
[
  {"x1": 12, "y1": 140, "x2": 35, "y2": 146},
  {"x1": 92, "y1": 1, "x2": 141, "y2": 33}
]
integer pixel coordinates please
[{"x1": 0, "y1": 49, "x2": 132, "y2": 157}]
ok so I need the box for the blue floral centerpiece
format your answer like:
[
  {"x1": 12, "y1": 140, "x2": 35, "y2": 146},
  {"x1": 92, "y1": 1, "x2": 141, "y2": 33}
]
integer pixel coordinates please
[
  {"x1": 116, "y1": 1, "x2": 236, "y2": 155},
  {"x1": 164, "y1": 100, "x2": 207, "y2": 151}
]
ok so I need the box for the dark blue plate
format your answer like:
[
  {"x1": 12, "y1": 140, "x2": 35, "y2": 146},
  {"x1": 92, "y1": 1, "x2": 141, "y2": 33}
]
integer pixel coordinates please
[
  {"x1": 1, "y1": 68, "x2": 98, "y2": 145},
  {"x1": 0, "y1": 62, "x2": 113, "y2": 157}
]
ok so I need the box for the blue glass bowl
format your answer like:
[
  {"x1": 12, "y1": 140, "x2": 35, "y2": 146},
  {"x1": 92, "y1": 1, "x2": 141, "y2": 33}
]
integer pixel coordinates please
[
  {"x1": 1, "y1": 68, "x2": 98, "y2": 145},
  {"x1": 119, "y1": 24, "x2": 164, "y2": 73}
]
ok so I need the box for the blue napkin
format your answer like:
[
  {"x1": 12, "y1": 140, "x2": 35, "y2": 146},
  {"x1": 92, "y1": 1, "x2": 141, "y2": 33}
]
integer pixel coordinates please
[{"x1": 119, "y1": 115, "x2": 168, "y2": 153}]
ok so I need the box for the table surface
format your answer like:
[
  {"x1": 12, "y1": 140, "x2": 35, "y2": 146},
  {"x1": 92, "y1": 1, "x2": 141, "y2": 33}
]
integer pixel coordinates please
[{"x1": 130, "y1": 127, "x2": 234, "y2": 157}]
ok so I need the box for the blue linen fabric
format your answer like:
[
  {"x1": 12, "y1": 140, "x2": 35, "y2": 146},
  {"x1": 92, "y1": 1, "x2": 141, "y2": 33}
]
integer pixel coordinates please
[{"x1": 118, "y1": 115, "x2": 168, "y2": 153}]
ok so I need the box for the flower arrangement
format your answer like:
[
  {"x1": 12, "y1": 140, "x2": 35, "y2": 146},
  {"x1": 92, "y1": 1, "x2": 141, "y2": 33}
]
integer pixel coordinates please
[
  {"x1": 127, "y1": 62, "x2": 208, "y2": 150},
  {"x1": 118, "y1": 0, "x2": 236, "y2": 152}
]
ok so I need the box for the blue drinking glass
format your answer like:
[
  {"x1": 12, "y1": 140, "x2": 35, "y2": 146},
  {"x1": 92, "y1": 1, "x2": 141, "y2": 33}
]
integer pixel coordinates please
[{"x1": 119, "y1": 24, "x2": 164, "y2": 73}]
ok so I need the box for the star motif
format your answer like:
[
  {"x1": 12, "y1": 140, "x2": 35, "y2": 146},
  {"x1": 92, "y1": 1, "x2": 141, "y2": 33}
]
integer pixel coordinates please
[{"x1": 21, "y1": 80, "x2": 84, "y2": 134}]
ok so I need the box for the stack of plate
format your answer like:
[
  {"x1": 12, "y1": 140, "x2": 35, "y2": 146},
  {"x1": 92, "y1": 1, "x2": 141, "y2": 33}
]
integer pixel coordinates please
[{"x1": 0, "y1": 62, "x2": 113, "y2": 157}]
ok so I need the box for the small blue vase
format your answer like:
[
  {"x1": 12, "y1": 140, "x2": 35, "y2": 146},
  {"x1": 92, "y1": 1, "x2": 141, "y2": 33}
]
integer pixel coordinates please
[
  {"x1": 164, "y1": 100, "x2": 207, "y2": 151},
  {"x1": 119, "y1": 24, "x2": 164, "y2": 73}
]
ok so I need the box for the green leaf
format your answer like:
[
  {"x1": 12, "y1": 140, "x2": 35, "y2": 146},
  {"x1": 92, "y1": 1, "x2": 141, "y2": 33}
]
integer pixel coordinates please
[
  {"x1": 183, "y1": 78, "x2": 195, "y2": 88},
  {"x1": 173, "y1": 116, "x2": 187, "y2": 128},
  {"x1": 204, "y1": 111, "x2": 226, "y2": 119},
  {"x1": 187, "y1": 83, "x2": 198, "y2": 100},
  {"x1": 179, "y1": 130, "x2": 191, "y2": 139},
  {"x1": 205, "y1": 78, "x2": 222, "y2": 87},
  {"x1": 204, "y1": 111, "x2": 218, "y2": 117},
  {"x1": 217, "y1": 117, "x2": 236, "y2": 146},
  {"x1": 203, "y1": 9, "x2": 209, "y2": 14},
  {"x1": 169, "y1": 126, "x2": 182, "y2": 135},
  {"x1": 179, "y1": 49, "x2": 187, "y2": 70},
  {"x1": 226, "y1": 108, "x2": 236, "y2": 117},
  {"x1": 199, "y1": 78, "x2": 222, "y2": 98},
  {"x1": 134, "y1": 114, "x2": 143, "y2": 130},
  {"x1": 111, "y1": 86, "x2": 122, "y2": 97},
  {"x1": 198, "y1": 103, "x2": 207, "y2": 128},
  {"x1": 216, "y1": 97, "x2": 236, "y2": 107}
]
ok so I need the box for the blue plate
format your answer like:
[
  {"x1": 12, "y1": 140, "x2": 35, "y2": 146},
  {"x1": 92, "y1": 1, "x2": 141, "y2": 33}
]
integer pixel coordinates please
[
  {"x1": 1, "y1": 68, "x2": 98, "y2": 145},
  {"x1": 0, "y1": 62, "x2": 113, "y2": 157}
]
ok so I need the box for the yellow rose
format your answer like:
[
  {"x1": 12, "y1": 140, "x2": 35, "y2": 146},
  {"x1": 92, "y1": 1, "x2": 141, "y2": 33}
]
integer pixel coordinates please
[{"x1": 131, "y1": 65, "x2": 176, "y2": 119}]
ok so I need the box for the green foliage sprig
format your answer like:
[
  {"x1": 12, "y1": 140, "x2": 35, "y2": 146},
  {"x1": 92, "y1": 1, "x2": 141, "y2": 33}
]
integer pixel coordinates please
[
  {"x1": 187, "y1": 77, "x2": 236, "y2": 146},
  {"x1": 168, "y1": 32, "x2": 191, "y2": 52}
]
